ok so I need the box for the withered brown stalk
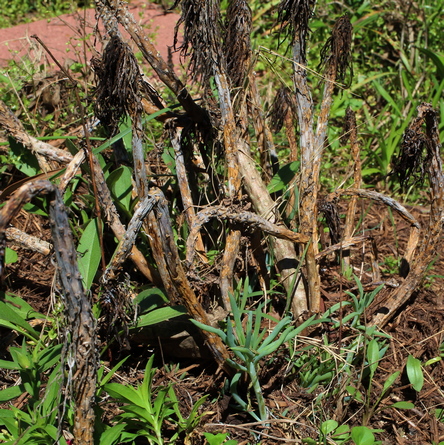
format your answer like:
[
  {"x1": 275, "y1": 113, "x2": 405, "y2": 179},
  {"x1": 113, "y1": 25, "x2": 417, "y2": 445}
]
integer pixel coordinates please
[
  {"x1": 0, "y1": 99, "x2": 73, "y2": 164},
  {"x1": 343, "y1": 107, "x2": 362, "y2": 258},
  {"x1": 0, "y1": 180, "x2": 97, "y2": 445},
  {"x1": 145, "y1": 188, "x2": 233, "y2": 374},
  {"x1": 168, "y1": 123, "x2": 206, "y2": 259},
  {"x1": 96, "y1": 0, "x2": 208, "y2": 124},
  {"x1": 185, "y1": 205, "x2": 309, "y2": 267},
  {"x1": 371, "y1": 103, "x2": 444, "y2": 328}
]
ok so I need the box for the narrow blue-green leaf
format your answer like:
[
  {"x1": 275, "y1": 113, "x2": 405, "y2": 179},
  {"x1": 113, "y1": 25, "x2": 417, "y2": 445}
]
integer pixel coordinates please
[
  {"x1": 406, "y1": 355, "x2": 424, "y2": 392},
  {"x1": 136, "y1": 306, "x2": 187, "y2": 328},
  {"x1": 77, "y1": 218, "x2": 101, "y2": 290},
  {"x1": 190, "y1": 318, "x2": 226, "y2": 342}
]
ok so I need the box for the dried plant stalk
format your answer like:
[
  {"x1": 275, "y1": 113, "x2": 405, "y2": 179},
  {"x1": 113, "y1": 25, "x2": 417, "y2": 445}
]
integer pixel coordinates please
[
  {"x1": 101, "y1": 195, "x2": 157, "y2": 284},
  {"x1": 0, "y1": 180, "x2": 98, "y2": 445},
  {"x1": 186, "y1": 205, "x2": 309, "y2": 267},
  {"x1": 90, "y1": 153, "x2": 160, "y2": 285},
  {"x1": 145, "y1": 189, "x2": 232, "y2": 373},
  {"x1": 372, "y1": 103, "x2": 444, "y2": 327},
  {"x1": 0, "y1": 99, "x2": 73, "y2": 164},
  {"x1": 236, "y1": 141, "x2": 311, "y2": 316},
  {"x1": 5, "y1": 227, "x2": 52, "y2": 255},
  {"x1": 327, "y1": 189, "x2": 420, "y2": 229},
  {"x1": 343, "y1": 107, "x2": 362, "y2": 245},
  {"x1": 168, "y1": 123, "x2": 206, "y2": 257}
]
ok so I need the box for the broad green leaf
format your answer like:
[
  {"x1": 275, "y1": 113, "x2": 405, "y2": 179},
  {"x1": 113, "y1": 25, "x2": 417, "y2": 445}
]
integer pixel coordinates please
[
  {"x1": 366, "y1": 339, "x2": 380, "y2": 379},
  {"x1": 99, "y1": 424, "x2": 126, "y2": 445},
  {"x1": 0, "y1": 301, "x2": 39, "y2": 339},
  {"x1": 0, "y1": 385, "x2": 23, "y2": 402},
  {"x1": 382, "y1": 371, "x2": 400, "y2": 396},
  {"x1": 267, "y1": 161, "x2": 300, "y2": 193},
  {"x1": 320, "y1": 419, "x2": 338, "y2": 436},
  {"x1": 4, "y1": 248, "x2": 17, "y2": 265},
  {"x1": 391, "y1": 401, "x2": 414, "y2": 409},
  {"x1": 406, "y1": 355, "x2": 424, "y2": 392},
  {"x1": 77, "y1": 218, "x2": 101, "y2": 290},
  {"x1": 135, "y1": 288, "x2": 169, "y2": 314},
  {"x1": 346, "y1": 385, "x2": 364, "y2": 403},
  {"x1": 107, "y1": 165, "x2": 133, "y2": 212},
  {"x1": 351, "y1": 426, "x2": 375, "y2": 445},
  {"x1": 0, "y1": 359, "x2": 20, "y2": 370},
  {"x1": 1, "y1": 292, "x2": 44, "y2": 320}
]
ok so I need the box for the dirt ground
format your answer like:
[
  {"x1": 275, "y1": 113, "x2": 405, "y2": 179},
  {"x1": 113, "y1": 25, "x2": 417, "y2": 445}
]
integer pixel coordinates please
[{"x1": 2, "y1": 193, "x2": 444, "y2": 444}]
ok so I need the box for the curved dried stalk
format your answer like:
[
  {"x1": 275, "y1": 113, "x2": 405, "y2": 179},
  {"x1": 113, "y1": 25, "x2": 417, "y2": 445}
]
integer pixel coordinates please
[
  {"x1": 145, "y1": 188, "x2": 232, "y2": 374},
  {"x1": 327, "y1": 189, "x2": 420, "y2": 229},
  {"x1": 186, "y1": 205, "x2": 309, "y2": 266},
  {"x1": 372, "y1": 103, "x2": 444, "y2": 327},
  {"x1": 0, "y1": 180, "x2": 97, "y2": 445},
  {"x1": 101, "y1": 195, "x2": 157, "y2": 284}
]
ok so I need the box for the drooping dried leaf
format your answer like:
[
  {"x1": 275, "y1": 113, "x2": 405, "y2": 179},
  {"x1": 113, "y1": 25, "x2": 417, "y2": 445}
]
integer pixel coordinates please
[
  {"x1": 318, "y1": 196, "x2": 341, "y2": 245},
  {"x1": 225, "y1": 0, "x2": 252, "y2": 88},
  {"x1": 319, "y1": 14, "x2": 353, "y2": 87},
  {"x1": 269, "y1": 86, "x2": 297, "y2": 132},
  {"x1": 392, "y1": 127, "x2": 430, "y2": 189},
  {"x1": 277, "y1": 0, "x2": 316, "y2": 60},
  {"x1": 174, "y1": 0, "x2": 225, "y2": 85},
  {"x1": 92, "y1": 35, "x2": 143, "y2": 130}
]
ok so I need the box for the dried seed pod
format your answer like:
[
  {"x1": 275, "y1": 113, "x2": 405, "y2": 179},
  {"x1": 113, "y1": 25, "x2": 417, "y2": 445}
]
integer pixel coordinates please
[
  {"x1": 392, "y1": 127, "x2": 430, "y2": 189},
  {"x1": 318, "y1": 196, "x2": 341, "y2": 245}
]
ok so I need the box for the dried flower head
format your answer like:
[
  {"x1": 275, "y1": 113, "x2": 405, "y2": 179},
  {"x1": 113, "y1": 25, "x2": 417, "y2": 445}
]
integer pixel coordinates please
[
  {"x1": 174, "y1": 0, "x2": 225, "y2": 85},
  {"x1": 92, "y1": 35, "x2": 143, "y2": 130},
  {"x1": 225, "y1": 0, "x2": 252, "y2": 88},
  {"x1": 392, "y1": 127, "x2": 430, "y2": 189},
  {"x1": 269, "y1": 86, "x2": 297, "y2": 132},
  {"x1": 319, "y1": 14, "x2": 353, "y2": 88},
  {"x1": 277, "y1": 0, "x2": 316, "y2": 61}
]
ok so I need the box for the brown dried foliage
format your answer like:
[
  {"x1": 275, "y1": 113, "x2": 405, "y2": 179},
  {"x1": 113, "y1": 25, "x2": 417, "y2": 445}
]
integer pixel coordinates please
[
  {"x1": 319, "y1": 14, "x2": 353, "y2": 87},
  {"x1": 277, "y1": 0, "x2": 316, "y2": 60},
  {"x1": 92, "y1": 35, "x2": 143, "y2": 130},
  {"x1": 175, "y1": 0, "x2": 225, "y2": 85},
  {"x1": 225, "y1": 0, "x2": 252, "y2": 88}
]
